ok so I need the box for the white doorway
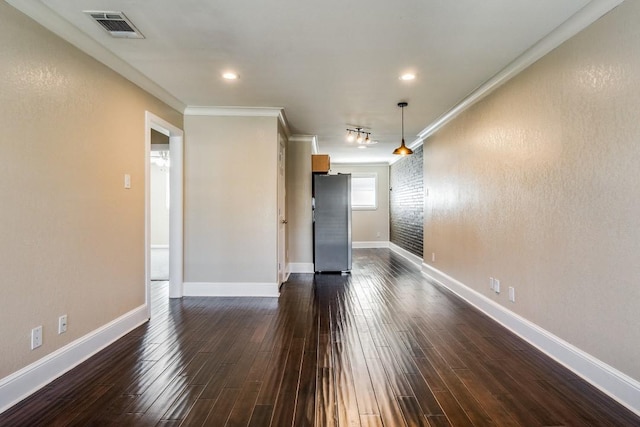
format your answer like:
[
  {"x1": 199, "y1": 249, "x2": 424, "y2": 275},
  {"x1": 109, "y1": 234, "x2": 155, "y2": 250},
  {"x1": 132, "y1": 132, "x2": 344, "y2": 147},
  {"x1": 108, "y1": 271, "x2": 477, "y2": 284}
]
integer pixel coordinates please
[
  {"x1": 145, "y1": 112, "x2": 184, "y2": 317},
  {"x1": 150, "y1": 143, "x2": 170, "y2": 281},
  {"x1": 277, "y1": 134, "x2": 287, "y2": 285}
]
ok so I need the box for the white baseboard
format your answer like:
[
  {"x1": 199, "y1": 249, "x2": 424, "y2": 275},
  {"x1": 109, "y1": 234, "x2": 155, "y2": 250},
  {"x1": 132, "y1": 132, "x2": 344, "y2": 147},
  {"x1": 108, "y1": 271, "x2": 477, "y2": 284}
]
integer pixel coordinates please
[
  {"x1": 353, "y1": 241, "x2": 390, "y2": 249},
  {"x1": 389, "y1": 242, "x2": 423, "y2": 268},
  {"x1": 288, "y1": 263, "x2": 314, "y2": 274},
  {"x1": 421, "y1": 263, "x2": 640, "y2": 416},
  {"x1": 0, "y1": 305, "x2": 148, "y2": 414},
  {"x1": 183, "y1": 282, "x2": 280, "y2": 297}
]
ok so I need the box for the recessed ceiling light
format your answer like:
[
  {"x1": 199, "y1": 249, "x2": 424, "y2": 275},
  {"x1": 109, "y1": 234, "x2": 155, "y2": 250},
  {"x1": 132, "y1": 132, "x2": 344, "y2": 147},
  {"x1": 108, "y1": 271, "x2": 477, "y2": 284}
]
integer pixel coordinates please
[
  {"x1": 400, "y1": 73, "x2": 416, "y2": 81},
  {"x1": 222, "y1": 72, "x2": 239, "y2": 80}
]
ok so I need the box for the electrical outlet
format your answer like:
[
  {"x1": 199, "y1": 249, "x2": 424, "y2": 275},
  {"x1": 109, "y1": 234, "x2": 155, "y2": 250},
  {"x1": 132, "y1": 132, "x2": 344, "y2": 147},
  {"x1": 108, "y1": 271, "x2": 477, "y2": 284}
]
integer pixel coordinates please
[
  {"x1": 494, "y1": 279, "x2": 501, "y2": 294},
  {"x1": 31, "y1": 326, "x2": 42, "y2": 350},
  {"x1": 376, "y1": 231, "x2": 381, "y2": 238},
  {"x1": 509, "y1": 287, "x2": 515, "y2": 303},
  {"x1": 58, "y1": 315, "x2": 68, "y2": 334},
  {"x1": 489, "y1": 277, "x2": 494, "y2": 291},
  {"x1": 431, "y1": 252, "x2": 435, "y2": 262}
]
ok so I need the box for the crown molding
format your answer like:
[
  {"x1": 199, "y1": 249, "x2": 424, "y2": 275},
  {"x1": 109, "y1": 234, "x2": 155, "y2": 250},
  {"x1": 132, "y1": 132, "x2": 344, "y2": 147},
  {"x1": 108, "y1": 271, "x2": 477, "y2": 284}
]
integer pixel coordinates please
[
  {"x1": 289, "y1": 135, "x2": 319, "y2": 154},
  {"x1": 417, "y1": 0, "x2": 623, "y2": 141},
  {"x1": 7, "y1": 0, "x2": 186, "y2": 113},
  {"x1": 184, "y1": 106, "x2": 283, "y2": 117},
  {"x1": 332, "y1": 162, "x2": 390, "y2": 167},
  {"x1": 278, "y1": 110, "x2": 291, "y2": 138},
  {"x1": 184, "y1": 106, "x2": 289, "y2": 135}
]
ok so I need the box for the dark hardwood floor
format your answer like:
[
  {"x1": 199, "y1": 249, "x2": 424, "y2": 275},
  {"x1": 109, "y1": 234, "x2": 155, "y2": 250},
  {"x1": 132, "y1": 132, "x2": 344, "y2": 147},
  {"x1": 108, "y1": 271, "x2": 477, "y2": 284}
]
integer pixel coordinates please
[{"x1": 2, "y1": 249, "x2": 638, "y2": 426}]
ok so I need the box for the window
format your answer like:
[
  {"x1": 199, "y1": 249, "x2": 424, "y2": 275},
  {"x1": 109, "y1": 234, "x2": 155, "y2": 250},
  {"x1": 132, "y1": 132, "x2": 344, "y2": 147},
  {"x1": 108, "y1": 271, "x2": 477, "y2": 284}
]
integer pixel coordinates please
[{"x1": 351, "y1": 173, "x2": 377, "y2": 210}]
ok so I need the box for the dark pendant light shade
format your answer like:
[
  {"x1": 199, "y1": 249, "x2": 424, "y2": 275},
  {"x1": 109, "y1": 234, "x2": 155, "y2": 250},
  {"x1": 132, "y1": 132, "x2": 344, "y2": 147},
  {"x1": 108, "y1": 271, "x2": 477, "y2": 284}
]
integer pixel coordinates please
[{"x1": 392, "y1": 102, "x2": 413, "y2": 156}]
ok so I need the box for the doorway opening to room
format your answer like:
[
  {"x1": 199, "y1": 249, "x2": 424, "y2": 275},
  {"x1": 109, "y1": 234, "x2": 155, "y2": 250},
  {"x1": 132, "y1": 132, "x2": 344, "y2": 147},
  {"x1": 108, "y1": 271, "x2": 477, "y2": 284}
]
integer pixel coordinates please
[
  {"x1": 145, "y1": 112, "x2": 184, "y2": 317},
  {"x1": 150, "y1": 138, "x2": 170, "y2": 283}
]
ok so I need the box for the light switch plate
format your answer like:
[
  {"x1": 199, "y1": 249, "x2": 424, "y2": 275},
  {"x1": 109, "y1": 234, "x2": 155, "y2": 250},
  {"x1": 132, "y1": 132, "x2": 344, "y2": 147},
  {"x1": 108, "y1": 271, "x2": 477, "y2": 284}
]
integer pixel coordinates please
[
  {"x1": 58, "y1": 315, "x2": 67, "y2": 334},
  {"x1": 31, "y1": 326, "x2": 42, "y2": 350}
]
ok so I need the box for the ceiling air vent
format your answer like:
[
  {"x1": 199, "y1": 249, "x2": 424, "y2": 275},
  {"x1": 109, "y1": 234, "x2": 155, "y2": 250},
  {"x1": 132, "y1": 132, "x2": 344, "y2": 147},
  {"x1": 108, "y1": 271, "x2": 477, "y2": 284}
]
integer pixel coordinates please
[{"x1": 85, "y1": 11, "x2": 144, "y2": 39}]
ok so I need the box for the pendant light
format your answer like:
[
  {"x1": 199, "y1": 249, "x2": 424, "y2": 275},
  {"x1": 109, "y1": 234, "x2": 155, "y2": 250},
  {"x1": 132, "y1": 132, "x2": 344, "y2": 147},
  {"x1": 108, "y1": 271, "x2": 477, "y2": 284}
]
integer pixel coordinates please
[{"x1": 392, "y1": 102, "x2": 413, "y2": 156}]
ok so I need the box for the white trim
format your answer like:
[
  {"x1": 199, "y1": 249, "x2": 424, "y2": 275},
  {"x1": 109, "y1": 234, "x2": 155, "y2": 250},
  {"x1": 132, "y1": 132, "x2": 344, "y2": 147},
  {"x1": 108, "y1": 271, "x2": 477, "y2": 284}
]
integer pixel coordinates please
[
  {"x1": 184, "y1": 106, "x2": 282, "y2": 117},
  {"x1": 353, "y1": 241, "x2": 390, "y2": 249},
  {"x1": 312, "y1": 136, "x2": 320, "y2": 155},
  {"x1": 288, "y1": 135, "x2": 319, "y2": 154},
  {"x1": 184, "y1": 106, "x2": 290, "y2": 136},
  {"x1": 0, "y1": 305, "x2": 147, "y2": 414},
  {"x1": 183, "y1": 282, "x2": 280, "y2": 297},
  {"x1": 145, "y1": 112, "x2": 184, "y2": 301},
  {"x1": 421, "y1": 263, "x2": 640, "y2": 416},
  {"x1": 6, "y1": 0, "x2": 185, "y2": 113},
  {"x1": 288, "y1": 262, "x2": 315, "y2": 274},
  {"x1": 389, "y1": 242, "x2": 423, "y2": 268},
  {"x1": 417, "y1": 0, "x2": 623, "y2": 141},
  {"x1": 150, "y1": 244, "x2": 169, "y2": 250},
  {"x1": 278, "y1": 111, "x2": 291, "y2": 138},
  {"x1": 332, "y1": 162, "x2": 391, "y2": 167}
]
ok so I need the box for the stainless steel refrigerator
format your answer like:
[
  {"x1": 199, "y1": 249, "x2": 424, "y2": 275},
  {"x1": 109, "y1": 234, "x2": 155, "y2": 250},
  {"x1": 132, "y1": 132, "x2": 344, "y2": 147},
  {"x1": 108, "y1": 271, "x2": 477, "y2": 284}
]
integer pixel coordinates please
[{"x1": 313, "y1": 173, "x2": 352, "y2": 272}]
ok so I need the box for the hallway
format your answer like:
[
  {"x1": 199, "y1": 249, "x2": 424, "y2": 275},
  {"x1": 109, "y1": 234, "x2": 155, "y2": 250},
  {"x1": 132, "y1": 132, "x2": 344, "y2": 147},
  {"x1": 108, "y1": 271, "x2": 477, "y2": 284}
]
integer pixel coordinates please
[{"x1": 1, "y1": 249, "x2": 637, "y2": 426}]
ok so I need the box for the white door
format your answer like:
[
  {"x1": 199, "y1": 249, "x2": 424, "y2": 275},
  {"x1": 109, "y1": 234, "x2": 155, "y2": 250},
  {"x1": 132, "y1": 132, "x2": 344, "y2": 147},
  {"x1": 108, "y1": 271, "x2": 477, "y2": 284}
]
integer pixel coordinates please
[{"x1": 277, "y1": 136, "x2": 287, "y2": 284}]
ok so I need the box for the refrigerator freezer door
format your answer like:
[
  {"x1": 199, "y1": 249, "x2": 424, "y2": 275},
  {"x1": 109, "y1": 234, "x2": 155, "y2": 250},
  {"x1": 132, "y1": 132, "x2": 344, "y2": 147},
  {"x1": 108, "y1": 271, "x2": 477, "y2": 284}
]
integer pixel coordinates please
[{"x1": 313, "y1": 174, "x2": 352, "y2": 272}]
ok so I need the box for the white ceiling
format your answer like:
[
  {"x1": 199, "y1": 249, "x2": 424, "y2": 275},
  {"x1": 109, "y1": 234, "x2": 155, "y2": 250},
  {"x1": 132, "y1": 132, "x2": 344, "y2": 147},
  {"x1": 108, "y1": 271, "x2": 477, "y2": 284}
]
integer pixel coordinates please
[{"x1": 11, "y1": 0, "x2": 609, "y2": 163}]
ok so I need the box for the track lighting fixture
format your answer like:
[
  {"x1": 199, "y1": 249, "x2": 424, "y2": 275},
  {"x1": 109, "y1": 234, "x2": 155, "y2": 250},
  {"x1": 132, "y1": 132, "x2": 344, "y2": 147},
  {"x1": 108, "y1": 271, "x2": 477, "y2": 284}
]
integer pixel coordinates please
[{"x1": 346, "y1": 127, "x2": 377, "y2": 145}]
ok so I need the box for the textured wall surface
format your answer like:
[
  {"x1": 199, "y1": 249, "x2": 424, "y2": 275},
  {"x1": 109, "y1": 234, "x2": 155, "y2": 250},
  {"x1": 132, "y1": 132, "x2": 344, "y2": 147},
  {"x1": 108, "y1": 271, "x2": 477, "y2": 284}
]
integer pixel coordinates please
[
  {"x1": 390, "y1": 145, "x2": 424, "y2": 257},
  {"x1": 424, "y1": 1, "x2": 640, "y2": 381},
  {"x1": 286, "y1": 138, "x2": 313, "y2": 264},
  {"x1": 330, "y1": 164, "x2": 389, "y2": 243},
  {"x1": 0, "y1": 2, "x2": 182, "y2": 378},
  {"x1": 184, "y1": 115, "x2": 278, "y2": 283}
]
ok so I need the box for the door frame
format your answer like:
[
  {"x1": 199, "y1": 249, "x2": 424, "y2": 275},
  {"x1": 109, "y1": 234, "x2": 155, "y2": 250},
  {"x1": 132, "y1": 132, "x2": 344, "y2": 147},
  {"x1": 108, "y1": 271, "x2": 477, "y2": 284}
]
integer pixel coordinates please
[
  {"x1": 277, "y1": 134, "x2": 287, "y2": 285},
  {"x1": 145, "y1": 112, "x2": 184, "y2": 314}
]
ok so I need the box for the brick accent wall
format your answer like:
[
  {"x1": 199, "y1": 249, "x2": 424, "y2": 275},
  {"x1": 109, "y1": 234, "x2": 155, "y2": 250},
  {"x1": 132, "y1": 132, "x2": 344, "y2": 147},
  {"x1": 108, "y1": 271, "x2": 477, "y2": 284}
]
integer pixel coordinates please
[{"x1": 389, "y1": 145, "x2": 423, "y2": 258}]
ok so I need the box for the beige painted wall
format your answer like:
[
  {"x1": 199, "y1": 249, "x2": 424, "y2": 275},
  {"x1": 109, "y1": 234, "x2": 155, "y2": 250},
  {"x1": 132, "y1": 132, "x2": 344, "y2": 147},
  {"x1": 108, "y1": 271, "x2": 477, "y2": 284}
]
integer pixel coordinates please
[
  {"x1": 424, "y1": 1, "x2": 640, "y2": 381},
  {"x1": 286, "y1": 138, "x2": 313, "y2": 265},
  {"x1": 183, "y1": 115, "x2": 279, "y2": 283},
  {"x1": 331, "y1": 164, "x2": 390, "y2": 243},
  {"x1": 0, "y1": 2, "x2": 182, "y2": 379}
]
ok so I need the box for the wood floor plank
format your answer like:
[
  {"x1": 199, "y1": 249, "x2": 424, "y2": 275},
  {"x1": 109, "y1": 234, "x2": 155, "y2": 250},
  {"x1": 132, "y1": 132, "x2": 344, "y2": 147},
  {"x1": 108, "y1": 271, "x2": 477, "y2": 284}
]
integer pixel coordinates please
[
  {"x1": 315, "y1": 366, "x2": 337, "y2": 427},
  {"x1": 247, "y1": 404, "x2": 273, "y2": 427},
  {"x1": 1, "y1": 251, "x2": 638, "y2": 427},
  {"x1": 366, "y1": 354, "x2": 409, "y2": 427},
  {"x1": 179, "y1": 398, "x2": 216, "y2": 427},
  {"x1": 226, "y1": 381, "x2": 262, "y2": 427},
  {"x1": 398, "y1": 396, "x2": 430, "y2": 427},
  {"x1": 294, "y1": 323, "x2": 319, "y2": 426},
  {"x1": 202, "y1": 387, "x2": 241, "y2": 426},
  {"x1": 269, "y1": 337, "x2": 305, "y2": 426}
]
